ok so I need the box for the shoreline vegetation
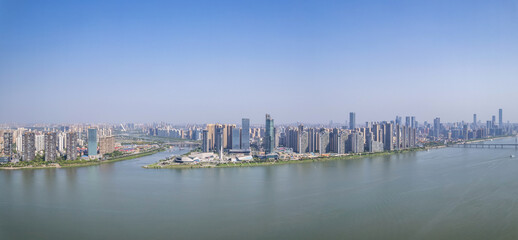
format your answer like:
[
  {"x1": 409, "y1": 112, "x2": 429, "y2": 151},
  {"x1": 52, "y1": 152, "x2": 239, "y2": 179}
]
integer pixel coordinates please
[
  {"x1": 0, "y1": 147, "x2": 166, "y2": 170},
  {"x1": 144, "y1": 135, "x2": 516, "y2": 170}
]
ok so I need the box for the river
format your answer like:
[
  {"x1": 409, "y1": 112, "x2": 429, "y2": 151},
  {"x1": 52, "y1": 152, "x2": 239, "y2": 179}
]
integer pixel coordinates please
[{"x1": 2, "y1": 138, "x2": 518, "y2": 239}]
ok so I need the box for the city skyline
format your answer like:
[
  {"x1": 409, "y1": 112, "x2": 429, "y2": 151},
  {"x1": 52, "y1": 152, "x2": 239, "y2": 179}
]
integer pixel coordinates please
[
  {"x1": 3, "y1": 1, "x2": 518, "y2": 239},
  {"x1": 0, "y1": 108, "x2": 511, "y2": 127},
  {"x1": 1, "y1": 1, "x2": 518, "y2": 123}
]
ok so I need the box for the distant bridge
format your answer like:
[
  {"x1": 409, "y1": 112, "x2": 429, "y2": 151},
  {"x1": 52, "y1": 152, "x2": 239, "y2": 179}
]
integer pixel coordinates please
[{"x1": 449, "y1": 143, "x2": 518, "y2": 149}]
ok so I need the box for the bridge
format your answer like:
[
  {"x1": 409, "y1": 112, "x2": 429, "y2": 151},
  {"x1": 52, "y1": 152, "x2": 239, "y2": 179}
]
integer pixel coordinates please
[{"x1": 449, "y1": 143, "x2": 518, "y2": 149}]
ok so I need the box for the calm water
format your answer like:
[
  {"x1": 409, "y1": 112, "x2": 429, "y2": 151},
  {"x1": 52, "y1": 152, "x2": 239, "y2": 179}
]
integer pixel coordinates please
[{"x1": 2, "y1": 138, "x2": 518, "y2": 240}]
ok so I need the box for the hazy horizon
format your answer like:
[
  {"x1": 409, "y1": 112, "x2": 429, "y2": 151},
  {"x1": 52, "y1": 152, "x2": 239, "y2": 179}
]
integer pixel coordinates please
[{"x1": 1, "y1": 0, "x2": 517, "y2": 124}]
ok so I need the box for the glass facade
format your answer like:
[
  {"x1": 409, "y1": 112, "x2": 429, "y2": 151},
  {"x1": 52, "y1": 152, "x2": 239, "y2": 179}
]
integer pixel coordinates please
[
  {"x1": 88, "y1": 128, "x2": 98, "y2": 156},
  {"x1": 349, "y1": 112, "x2": 356, "y2": 130},
  {"x1": 241, "y1": 118, "x2": 250, "y2": 150},
  {"x1": 232, "y1": 128, "x2": 240, "y2": 149},
  {"x1": 265, "y1": 114, "x2": 274, "y2": 153}
]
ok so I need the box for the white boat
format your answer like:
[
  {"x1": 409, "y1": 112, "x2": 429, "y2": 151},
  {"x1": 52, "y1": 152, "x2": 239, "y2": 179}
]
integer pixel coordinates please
[{"x1": 511, "y1": 155, "x2": 515, "y2": 158}]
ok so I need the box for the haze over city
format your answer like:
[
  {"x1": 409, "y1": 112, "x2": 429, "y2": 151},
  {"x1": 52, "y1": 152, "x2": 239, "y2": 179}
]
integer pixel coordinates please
[{"x1": 1, "y1": 0, "x2": 518, "y2": 124}]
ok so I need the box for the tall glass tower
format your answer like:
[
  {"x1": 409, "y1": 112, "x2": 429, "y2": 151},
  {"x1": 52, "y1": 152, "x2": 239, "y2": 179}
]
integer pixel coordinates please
[
  {"x1": 265, "y1": 114, "x2": 274, "y2": 153},
  {"x1": 241, "y1": 118, "x2": 250, "y2": 150},
  {"x1": 88, "y1": 128, "x2": 98, "y2": 156},
  {"x1": 349, "y1": 112, "x2": 356, "y2": 130},
  {"x1": 499, "y1": 109, "x2": 503, "y2": 127}
]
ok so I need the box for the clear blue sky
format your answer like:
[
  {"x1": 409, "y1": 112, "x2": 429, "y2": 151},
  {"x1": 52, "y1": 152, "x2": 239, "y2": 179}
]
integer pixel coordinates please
[{"x1": 1, "y1": 0, "x2": 517, "y2": 125}]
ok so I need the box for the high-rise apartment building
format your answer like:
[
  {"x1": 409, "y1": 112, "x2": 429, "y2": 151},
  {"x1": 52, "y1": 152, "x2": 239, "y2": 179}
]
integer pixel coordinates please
[
  {"x1": 308, "y1": 128, "x2": 319, "y2": 153},
  {"x1": 319, "y1": 130, "x2": 330, "y2": 154},
  {"x1": 66, "y1": 132, "x2": 77, "y2": 160},
  {"x1": 44, "y1": 132, "x2": 57, "y2": 161},
  {"x1": 3, "y1": 132, "x2": 13, "y2": 161},
  {"x1": 348, "y1": 132, "x2": 364, "y2": 153},
  {"x1": 383, "y1": 123, "x2": 393, "y2": 151},
  {"x1": 22, "y1": 132, "x2": 36, "y2": 161},
  {"x1": 35, "y1": 134, "x2": 45, "y2": 152},
  {"x1": 58, "y1": 133, "x2": 65, "y2": 152},
  {"x1": 206, "y1": 124, "x2": 216, "y2": 151},
  {"x1": 224, "y1": 124, "x2": 235, "y2": 149},
  {"x1": 99, "y1": 136, "x2": 115, "y2": 155}
]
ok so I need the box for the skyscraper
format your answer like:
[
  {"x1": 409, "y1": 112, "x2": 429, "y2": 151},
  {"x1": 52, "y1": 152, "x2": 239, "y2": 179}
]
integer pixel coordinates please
[
  {"x1": 223, "y1": 124, "x2": 235, "y2": 149},
  {"x1": 348, "y1": 132, "x2": 364, "y2": 153},
  {"x1": 241, "y1": 118, "x2": 250, "y2": 150},
  {"x1": 473, "y1": 114, "x2": 477, "y2": 126},
  {"x1": 44, "y1": 132, "x2": 57, "y2": 161},
  {"x1": 434, "y1": 118, "x2": 441, "y2": 138},
  {"x1": 308, "y1": 128, "x2": 318, "y2": 153},
  {"x1": 3, "y1": 132, "x2": 13, "y2": 161},
  {"x1": 499, "y1": 109, "x2": 503, "y2": 127},
  {"x1": 405, "y1": 116, "x2": 411, "y2": 127},
  {"x1": 383, "y1": 123, "x2": 393, "y2": 151},
  {"x1": 22, "y1": 132, "x2": 35, "y2": 161},
  {"x1": 395, "y1": 116, "x2": 402, "y2": 126},
  {"x1": 231, "y1": 128, "x2": 240, "y2": 150},
  {"x1": 349, "y1": 112, "x2": 356, "y2": 130},
  {"x1": 88, "y1": 128, "x2": 98, "y2": 156},
  {"x1": 201, "y1": 130, "x2": 209, "y2": 152},
  {"x1": 215, "y1": 126, "x2": 223, "y2": 153},
  {"x1": 206, "y1": 124, "x2": 216, "y2": 151},
  {"x1": 319, "y1": 130, "x2": 330, "y2": 154},
  {"x1": 265, "y1": 114, "x2": 275, "y2": 153},
  {"x1": 66, "y1": 132, "x2": 77, "y2": 160},
  {"x1": 35, "y1": 134, "x2": 44, "y2": 152}
]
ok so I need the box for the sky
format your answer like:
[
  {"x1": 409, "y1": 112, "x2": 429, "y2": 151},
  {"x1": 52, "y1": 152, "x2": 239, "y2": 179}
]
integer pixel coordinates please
[{"x1": 1, "y1": 0, "x2": 517, "y2": 125}]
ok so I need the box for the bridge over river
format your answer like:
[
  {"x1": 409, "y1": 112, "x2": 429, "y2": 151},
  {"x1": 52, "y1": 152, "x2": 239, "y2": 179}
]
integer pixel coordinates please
[{"x1": 448, "y1": 137, "x2": 518, "y2": 149}]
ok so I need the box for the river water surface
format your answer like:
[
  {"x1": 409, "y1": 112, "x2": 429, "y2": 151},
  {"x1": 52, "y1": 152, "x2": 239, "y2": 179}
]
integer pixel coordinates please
[{"x1": 2, "y1": 138, "x2": 518, "y2": 239}]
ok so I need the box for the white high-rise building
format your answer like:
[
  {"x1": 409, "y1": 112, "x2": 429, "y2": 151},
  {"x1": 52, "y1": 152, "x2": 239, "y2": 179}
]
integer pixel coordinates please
[
  {"x1": 58, "y1": 133, "x2": 65, "y2": 152},
  {"x1": 16, "y1": 135, "x2": 23, "y2": 152},
  {"x1": 35, "y1": 134, "x2": 45, "y2": 152}
]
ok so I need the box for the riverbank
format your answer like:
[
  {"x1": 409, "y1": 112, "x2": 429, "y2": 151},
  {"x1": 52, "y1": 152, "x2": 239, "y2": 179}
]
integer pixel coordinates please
[
  {"x1": 0, "y1": 148, "x2": 166, "y2": 170},
  {"x1": 144, "y1": 147, "x2": 426, "y2": 169}
]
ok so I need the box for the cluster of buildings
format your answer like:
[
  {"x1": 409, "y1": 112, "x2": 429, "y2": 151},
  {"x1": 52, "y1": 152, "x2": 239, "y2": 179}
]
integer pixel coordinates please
[
  {"x1": 1, "y1": 108, "x2": 514, "y2": 164},
  {"x1": 198, "y1": 113, "x2": 418, "y2": 161},
  {"x1": 430, "y1": 109, "x2": 510, "y2": 141},
  {"x1": 0, "y1": 126, "x2": 116, "y2": 163},
  {"x1": 200, "y1": 118, "x2": 251, "y2": 154},
  {"x1": 267, "y1": 113, "x2": 418, "y2": 157},
  {"x1": 196, "y1": 109, "x2": 515, "y2": 161},
  {"x1": 148, "y1": 126, "x2": 202, "y2": 140}
]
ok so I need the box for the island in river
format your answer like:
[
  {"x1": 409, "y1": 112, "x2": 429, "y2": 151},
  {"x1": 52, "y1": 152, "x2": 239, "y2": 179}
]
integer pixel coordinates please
[
  {"x1": 143, "y1": 147, "x2": 429, "y2": 169},
  {"x1": 144, "y1": 135, "x2": 516, "y2": 169}
]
